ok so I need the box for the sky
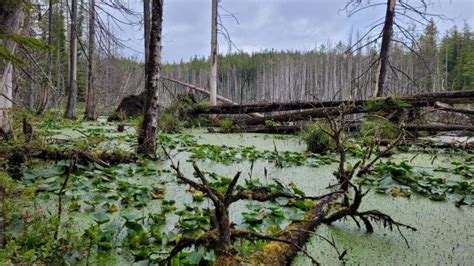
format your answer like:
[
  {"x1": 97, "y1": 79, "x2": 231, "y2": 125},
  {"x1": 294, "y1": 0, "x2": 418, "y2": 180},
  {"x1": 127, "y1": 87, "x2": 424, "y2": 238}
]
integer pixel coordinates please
[{"x1": 109, "y1": 0, "x2": 474, "y2": 63}]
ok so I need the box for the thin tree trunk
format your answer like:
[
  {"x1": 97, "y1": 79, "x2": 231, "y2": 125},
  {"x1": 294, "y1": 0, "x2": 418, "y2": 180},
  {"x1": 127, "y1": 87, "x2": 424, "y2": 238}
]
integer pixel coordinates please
[
  {"x1": 65, "y1": 0, "x2": 78, "y2": 119},
  {"x1": 209, "y1": 0, "x2": 218, "y2": 107},
  {"x1": 84, "y1": 0, "x2": 96, "y2": 120},
  {"x1": 138, "y1": 0, "x2": 163, "y2": 156},
  {"x1": 373, "y1": 0, "x2": 396, "y2": 97},
  {"x1": 38, "y1": 0, "x2": 54, "y2": 114},
  {"x1": 143, "y1": 0, "x2": 151, "y2": 88}
]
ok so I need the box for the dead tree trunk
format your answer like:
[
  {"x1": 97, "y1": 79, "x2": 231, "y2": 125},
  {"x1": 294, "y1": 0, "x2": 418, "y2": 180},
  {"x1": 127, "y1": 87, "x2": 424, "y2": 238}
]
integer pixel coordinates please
[
  {"x1": 209, "y1": 0, "x2": 218, "y2": 107},
  {"x1": 143, "y1": 0, "x2": 151, "y2": 86},
  {"x1": 196, "y1": 90, "x2": 474, "y2": 114},
  {"x1": 65, "y1": 0, "x2": 78, "y2": 119},
  {"x1": 162, "y1": 76, "x2": 263, "y2": 118},
  {"x1": 38, "y1": 0, "x2": 54, "y2": 114},
  {"x1": 137, "y1": 0, "x2": 163, "y2": 156},
  {"x1": 249, "y1": 193, "x2": 341, "y2": 265},
  {"x1": 373, "y1": 0, "x2": 396, "y2": 97},
  {"x1": 84, "y1": 0, "x2": 96, "y2": 120},
  {"x1": 238, "y1": 91, "x2": 474, "y2": 125},
  {"x1": 0, "y1": 2, "x2": 25, "y2": 139}
]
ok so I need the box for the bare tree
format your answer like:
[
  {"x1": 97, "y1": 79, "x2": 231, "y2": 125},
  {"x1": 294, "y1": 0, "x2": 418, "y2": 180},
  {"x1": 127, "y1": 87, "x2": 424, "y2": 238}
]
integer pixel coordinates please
[
  {"x1": 344, "y1": 0, "x2": 447, "y2": 97},
  {"x1": 137, "y1": 0, "x2": 163, "y2": 156},
  {"x1": 37, "y1": 0, "x2": 55, "y2": 114},
  {"x1": 209, "y1": 0, "x2": 218, "y2": 107},
  {"x1": 65, "y1": 0, "x2": 79, "y2": 119},
  {"x1": 143, "y1": 0, "x2": 151, "y2": 75},
  {"x1": 84, "y1": 0, "x2": 96, "y2": 120},
  {"x1": 373, "y1": 0, "x2": 395, "y2": 97}
]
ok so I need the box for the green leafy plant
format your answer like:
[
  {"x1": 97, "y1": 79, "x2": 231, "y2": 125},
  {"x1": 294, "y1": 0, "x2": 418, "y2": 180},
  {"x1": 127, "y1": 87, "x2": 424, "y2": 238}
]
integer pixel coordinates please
[
  {"x1": 359, "y1": 117, "x2": 399, "y2": 140},
  {"x1": 357, "y1": 160, "x2": 474, "y2": 204},
  {"x1": 158, "y1": 112, "x2": 182, "y2": 133},
  {"x1": 219, "y1": 118, "x2": 234, "y2": 131},
  {"x1": 302, "y1": 123, "x2": 334, "y2": 154}
]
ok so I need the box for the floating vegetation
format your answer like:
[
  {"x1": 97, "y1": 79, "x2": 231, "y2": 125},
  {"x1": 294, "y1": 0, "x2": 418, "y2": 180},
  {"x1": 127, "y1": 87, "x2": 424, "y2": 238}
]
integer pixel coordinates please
[
  {"x1": 2, "y1": 115, "x2": 473, "y2": 264},
  {"x1": 357, "y1": 160, "x2": 474, "y2": 205},
  {"x1": 187, "y1": 143, "x2": 337, "y2": 167}
]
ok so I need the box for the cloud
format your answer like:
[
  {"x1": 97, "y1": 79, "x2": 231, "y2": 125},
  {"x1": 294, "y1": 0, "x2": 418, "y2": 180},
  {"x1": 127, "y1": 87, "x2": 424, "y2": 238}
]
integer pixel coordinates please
[{"x1": 114, "y1": 0, "x2": 474, "y2": 62}]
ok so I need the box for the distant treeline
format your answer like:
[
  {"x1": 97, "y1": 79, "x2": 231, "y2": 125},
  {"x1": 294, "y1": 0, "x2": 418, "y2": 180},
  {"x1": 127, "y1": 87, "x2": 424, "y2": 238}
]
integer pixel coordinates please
[
  {"x1": 161, "y1": 22, "x2": 473, "y2": 104},
  {"x1": 14, "y1": 19, "x2": 473, "y2": 110}
]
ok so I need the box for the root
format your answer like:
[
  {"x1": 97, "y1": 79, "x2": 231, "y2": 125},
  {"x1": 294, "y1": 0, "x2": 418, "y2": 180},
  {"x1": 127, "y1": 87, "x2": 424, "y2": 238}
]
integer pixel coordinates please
[
  {"x1": 353, "y1": 210, "x2": 417, "y2": 248},
  {"x1": 323, "y1": 186, "x2": 417, "y2": 248}
]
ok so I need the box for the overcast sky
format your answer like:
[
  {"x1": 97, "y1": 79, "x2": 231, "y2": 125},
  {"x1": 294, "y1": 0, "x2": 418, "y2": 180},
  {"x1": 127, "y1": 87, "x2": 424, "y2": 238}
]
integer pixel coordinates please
[{"x1": 111, "y1": 0, "x2": 474, "y2": 63}]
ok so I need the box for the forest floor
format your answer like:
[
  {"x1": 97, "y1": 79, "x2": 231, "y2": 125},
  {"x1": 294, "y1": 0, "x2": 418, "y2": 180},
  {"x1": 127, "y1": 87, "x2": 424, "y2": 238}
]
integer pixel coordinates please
[{"x1": 1, "y1": 116, "x2": 473, "y2": 265}]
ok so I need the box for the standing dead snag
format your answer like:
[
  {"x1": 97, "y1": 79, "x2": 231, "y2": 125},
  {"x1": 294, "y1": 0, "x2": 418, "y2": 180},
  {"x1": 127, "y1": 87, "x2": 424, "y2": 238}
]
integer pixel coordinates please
[
  {"x1": 344, "y1": 1, "x2": 447, "y2": 96},
  {"x1": 209, "y1": 0, "x2": 218, "y2": 108},
  {"x1": 138, "y1": 0, "x2": 164, "y2": 156},
  {"x1": 84, "y1": 0, "x2": 97, "y2": 120},
  {"x1": 373, "y1": 0, "x2": 395, "y2": 97}
]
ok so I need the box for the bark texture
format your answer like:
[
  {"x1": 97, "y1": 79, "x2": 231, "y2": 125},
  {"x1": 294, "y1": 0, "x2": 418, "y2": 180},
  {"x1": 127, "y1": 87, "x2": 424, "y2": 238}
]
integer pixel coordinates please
[
  {"x1": 138, "y1": 0, "x2": 163, "y2": 156},
  {"x1": 162, "y1": 76, "x2": 263, "y2": 118},
  {"x1": 199, "y1": 90, "x2": 474, "y2": 114},
  {"x1": 373, "y1": 0, "x2": 396, "y2": 97},
  {"x1": 209, "y1": 0, "x2": 218, "y2": 107},
  {"x1": 240, "y1": 91, "x2": 474, "y2": 125},
  {"x1": 0, "y1": 2, "x2": 25, "y2": 138},
  {"x1": 65, "y1": 0, "x2": 78, "y2": 119},
  {"x1": 84, "y1": 0, "x2": 96, "y2": 120},
  {"x1": 249, "y1": 193, "x2": 342, "y2": 265}
]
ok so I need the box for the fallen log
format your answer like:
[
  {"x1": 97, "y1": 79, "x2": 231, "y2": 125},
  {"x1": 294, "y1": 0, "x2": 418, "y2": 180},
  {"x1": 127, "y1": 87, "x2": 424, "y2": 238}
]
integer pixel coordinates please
[
  {"x1": 405, "y1": 124, "x2": 474, "y2": 132},
  {"x1": 215, "y1": 125, "x2": 303, "y2": 134},
  {"x1": 162, "y1": 76, "x2": 263, "y2": 118},
  {"x1": 241, "y1": 97, "x2": 474, "y2": 125},
  {"x1": 248, "y1": 192, "x2": 342, "y2": 265},
  {"x1": 222, "y1": 123, "x2": 474, "y2": 135},
  {"x1": 434, "y1": 102, "x2": 474, "y2": 116},
  {"x1": 198, "y1": 90, "x2": 474, "y2": 114},
  {"x1": 34, "y1": 148, "x2": 137, "y2": 166}
]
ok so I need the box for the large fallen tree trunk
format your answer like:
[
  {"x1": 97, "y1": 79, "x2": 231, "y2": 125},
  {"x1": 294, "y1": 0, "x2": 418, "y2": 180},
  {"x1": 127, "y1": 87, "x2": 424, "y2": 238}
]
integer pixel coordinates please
[
  {"x1": 241, "y1": 94, "x2": 474, "y2": 126},
  {"x1": 33, "y1": 148, "x2": 137, "y2": 166},
  {"x1": 162, "y1": 76, "x2": 263, "y2": 118},
  {"x1": 4, "y1": 147, "x2": 137, "y2": 180},
  {"x1": 222, "y1": 123, "x2": 474, "y2": 135},
  {"x1": 247, "y1": 193, "x2": 342, "y2": 265},
  {"x1": 434, "y1": 102, "x2": 474, "y2": 116},
  {"x1": 198, "y1": 90, "x2": 474, "y2": 114}
]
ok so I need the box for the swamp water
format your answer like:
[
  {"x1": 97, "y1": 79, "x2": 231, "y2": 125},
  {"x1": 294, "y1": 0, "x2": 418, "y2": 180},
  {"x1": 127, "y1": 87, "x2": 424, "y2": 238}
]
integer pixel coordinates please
[{"x1": 22, "y1": 120, "x2": 473, "y2": 265}]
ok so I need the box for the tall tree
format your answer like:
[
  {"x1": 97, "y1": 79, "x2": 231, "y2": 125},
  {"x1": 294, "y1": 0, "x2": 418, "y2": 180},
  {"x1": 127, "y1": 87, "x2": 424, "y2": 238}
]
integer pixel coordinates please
[
  {"x1": 209, "y1": 0, "x2": 218, "y2": 107},
  {"x1": 0, "y1": 1, "x2": 25, "y2": 139},
  {"x1": 65, "y1": 0, "x2": 78, "y2": 119},
  {"x1": 417, "y1": 20, "x2": 438, "y2": 91},
  {"x1": 138, "y1": 0, "x2": 163, "y2": 156},
  {"x1": 373, "y1": 0, "x2": 395, "y2": 97},
  {"x1": 37, "y1": 0, "x2": 55, "y2": 114},
  {"x1": 344, "y1": 0, "x2": 445, "y2": 97},
  {"x1": 84, "y1": 0, "x2": 96, "y2": 120},
  {"x1": 143, "y1": 0, "x2": 151, "y2": 75}
]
